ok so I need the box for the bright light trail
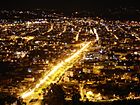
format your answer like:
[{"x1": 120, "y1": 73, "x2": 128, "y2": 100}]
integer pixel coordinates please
[
  {"x1": 30, "y1": 28, "x2": 39, "y2": 33},
  {"x1": 75, "y1": 33, "x2": 79, "y2": 41},
  {"x1": 93, "y1": 28, "x2": 99, "y2": 41},
  {"x1": 113, "y1": 34, "x2": 119, "y2": 40},
  {"x1": 64, "y1": 41, "x2": 91, "y2": 63},
  {"x1": 21, "y1": 41, "x2": 91, "y2": 99},
  {"x1": 63, "y1": 26, "x2": 67, "y2": 33},
  {"x1": 75, "y1": 28, "x2": 81, "y2": 41},
  {"x1": 47, "y1": 23, "x2": 54, "y2": 32},
  {"x1": 105, "y1": 26, "x2": 110, "y2": 32}
]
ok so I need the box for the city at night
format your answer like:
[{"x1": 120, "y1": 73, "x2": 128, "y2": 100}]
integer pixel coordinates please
[{"x1": 0, "y1": 0, "x2": 140, "y2": 105}]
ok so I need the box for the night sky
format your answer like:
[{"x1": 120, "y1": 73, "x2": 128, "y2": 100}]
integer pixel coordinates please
[{"x1": 0, "y1": 0, "x2": 139, "y2": 10}]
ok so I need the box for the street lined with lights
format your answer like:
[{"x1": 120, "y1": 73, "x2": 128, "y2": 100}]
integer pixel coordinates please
[{"x1": 20, "y1": 41, "x2": 93, "y2": 103}]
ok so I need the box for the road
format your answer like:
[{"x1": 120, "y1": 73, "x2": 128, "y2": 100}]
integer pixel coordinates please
[{"x1": 20, "y1": 41, "x2": 93, "y2": 104}]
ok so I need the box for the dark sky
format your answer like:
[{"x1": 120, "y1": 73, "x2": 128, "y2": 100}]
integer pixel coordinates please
[{"x1": 0, "y1": 0, "x2": 139, "y2": 10}]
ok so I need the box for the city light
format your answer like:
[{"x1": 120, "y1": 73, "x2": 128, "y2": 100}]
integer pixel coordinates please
[{"x1": 0, "y1": 9, "x2": 140, "y2": 105}]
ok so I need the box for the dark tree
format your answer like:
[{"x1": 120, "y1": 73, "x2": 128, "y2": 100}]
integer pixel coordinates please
[
  {"x1": 42, "y1": 83, "x2": 65, "y2": 105},
  {"x1": 72, "y1": 91, "x2": 81, "y2": 105}
]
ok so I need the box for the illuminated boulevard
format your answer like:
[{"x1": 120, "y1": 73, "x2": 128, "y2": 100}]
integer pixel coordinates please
[{"x1": 20, "y1": 40, "x2": 94, "y2": 104}]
